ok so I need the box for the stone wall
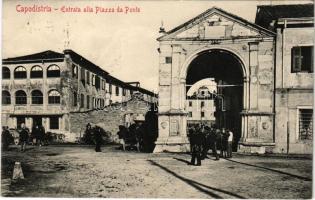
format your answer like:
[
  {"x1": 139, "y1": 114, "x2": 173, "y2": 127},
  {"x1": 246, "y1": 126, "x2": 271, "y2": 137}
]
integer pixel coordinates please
[{"x1": 68, "y1": 98, "x2": 154, "y2": 142}]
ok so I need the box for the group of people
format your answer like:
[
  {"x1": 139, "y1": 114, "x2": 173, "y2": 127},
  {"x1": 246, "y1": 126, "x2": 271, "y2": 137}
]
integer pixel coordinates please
[
  {"x1": 1, "y1": 122, "x2": 47, "y2": 152},
  {"x1": 83, "y1": 123, "x2": 104, "y2": 152},
  {"x1": 117, "y1": 123, "x2": 144, "y2": 152},
  {"x1": 188, "y1": 124, "x2": 234, "y2": 166}
]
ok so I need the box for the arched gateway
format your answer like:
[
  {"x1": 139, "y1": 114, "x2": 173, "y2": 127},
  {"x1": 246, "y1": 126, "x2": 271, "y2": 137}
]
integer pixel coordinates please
[{"x1": 154, "y1": 7, "x2": 276, "y2": 153}]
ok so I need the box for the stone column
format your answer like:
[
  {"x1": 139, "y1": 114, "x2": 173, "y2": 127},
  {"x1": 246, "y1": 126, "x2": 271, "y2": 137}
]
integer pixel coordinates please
[
  {"x1": 248, "y1": 42, "x2": 259, "y2": 110},
  {"x1": 170, "y1": 45, "x2": 182, "y2": 110}
]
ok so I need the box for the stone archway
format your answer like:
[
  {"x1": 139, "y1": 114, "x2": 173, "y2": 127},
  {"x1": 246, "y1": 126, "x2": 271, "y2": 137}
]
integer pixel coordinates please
[{"x1": 183, "y1": 48, "x2": 248, "y2": 151}]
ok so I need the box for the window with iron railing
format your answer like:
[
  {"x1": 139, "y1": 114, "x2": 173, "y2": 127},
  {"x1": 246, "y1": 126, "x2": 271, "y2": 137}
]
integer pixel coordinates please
[{"x1": 299, "y1": 109, "x2": 313, "y2": 140}]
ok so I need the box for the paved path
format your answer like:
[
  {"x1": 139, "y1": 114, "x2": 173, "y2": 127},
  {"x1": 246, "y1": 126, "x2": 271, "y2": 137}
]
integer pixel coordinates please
[{"x1": 1, "y1": 145, "x2": 312, "y2": 198}]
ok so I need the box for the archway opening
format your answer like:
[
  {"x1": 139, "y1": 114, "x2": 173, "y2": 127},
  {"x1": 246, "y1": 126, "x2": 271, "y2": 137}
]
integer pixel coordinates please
[{"x1": 186, "y1": 49, "x2": 244, "y2": 151}]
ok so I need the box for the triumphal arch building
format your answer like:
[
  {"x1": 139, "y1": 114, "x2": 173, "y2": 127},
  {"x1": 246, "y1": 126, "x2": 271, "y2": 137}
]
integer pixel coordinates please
[{"x1": 154, "y1": 7, "x2": 276, "y2": 153}]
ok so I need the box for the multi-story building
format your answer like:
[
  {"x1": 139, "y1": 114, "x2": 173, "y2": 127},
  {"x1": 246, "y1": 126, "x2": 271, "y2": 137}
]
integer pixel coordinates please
[
  {"x1": 186, "y1": 86, "x2": 216, "y2": 126},
  {"x1": 255, "y1": 4, "x2": 314, "y2": 154},
  {"x1": 2, "y1": 49, "x2": 157, "y2": 140}
]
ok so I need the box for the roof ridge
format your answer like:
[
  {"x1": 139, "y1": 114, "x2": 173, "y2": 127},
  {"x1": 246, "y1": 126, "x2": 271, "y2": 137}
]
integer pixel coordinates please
[{"x1": 157, "y1": 6, "x2": 275, "y2": 41}]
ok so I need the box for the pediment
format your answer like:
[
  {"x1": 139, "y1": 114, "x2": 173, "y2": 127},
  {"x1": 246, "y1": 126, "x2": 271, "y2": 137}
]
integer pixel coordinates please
[{"x1": 158, "y1": 7, "x2": 275, "y2": 41}]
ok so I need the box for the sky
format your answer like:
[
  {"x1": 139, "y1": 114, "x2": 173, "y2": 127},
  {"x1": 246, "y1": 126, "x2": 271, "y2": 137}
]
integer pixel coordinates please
[{"x1": 2, "y1": 0, "x2": 312, "y2": 92}]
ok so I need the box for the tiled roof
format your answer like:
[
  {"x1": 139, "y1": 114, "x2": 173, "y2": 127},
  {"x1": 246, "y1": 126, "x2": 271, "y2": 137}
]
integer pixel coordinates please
[
  {"x1": 255, "y1": 4, "x2": 314, "y2": 29},
  {"x1": 63, "y1": 49, "x2": 109, "y2": 76},
  {"x1": 2, "y1": 49, "x2": 157, "y2": 97},
  {"x1": 2, "y1": 50, "x2": 64, "y2": 64}
]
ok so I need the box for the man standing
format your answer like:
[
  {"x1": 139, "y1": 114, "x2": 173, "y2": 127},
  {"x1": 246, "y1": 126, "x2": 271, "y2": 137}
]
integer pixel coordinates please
[
  {"x1": 209, "y1": 125, "x2": 219, "y2": 160},
  {"x1": 94, "y1": 126, "x2": 103, "y2": 152},
  {"x1": 227, "y1": 129, "x2": 233, "y2": 158},
  {"x1": 189, "y1": 124, "x2": 204, "y2": 166},
  {"x1": 19, "y1": 123, "x2": 29, "y2": 152},
  {"x1": 2, "y1": 126, "x2": 12, "y2": 151}
]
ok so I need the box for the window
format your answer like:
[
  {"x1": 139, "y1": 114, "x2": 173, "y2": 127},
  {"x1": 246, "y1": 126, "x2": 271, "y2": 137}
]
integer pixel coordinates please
[
  {"x1": 80, "y1": 94, "x2": 84, "y2": 108},
  {"x1": 14, "y1": 66, "x2": 27, "y2": 79},
  {"x1": 2, "y1": 91, "x2": 11, "y2": 105},
  {"x1": 86, "y1": 95, "x2": 90, "y2": 109},
  {"x1": 31, "y1": 90, "x2": 43, "y2": 104},
  {"x1": 30, "y1": 65, "x2": 43, "y2": 78},
  {"x1": 17, "y1": 117, "x2": 25, "y2": 129},
  {"x1": 201, "y1": 101, "x2": 205, "y2": 107},
  {"x1": 95, "y1": 76, "x2": 100, "y2": 90},
  {"x1": 123, "y1": 89, "x2": 126, "y2": 96},
  {"x1": 189, "y1": 101, "x2": 192, "y2": 107},
  {"x1": 2, "y1": 67, "x2": 10, "y2": 79},
  {"x1": 15, "y1": 90, "x2": 27, "y2": 105},
  {"x1": 86, "y1": 71, "x2": 90, "y2": 84},
  {"x1": 48, "y1": 90, "x2": 60, "y2": 104},
  {"x1": 109, "y1": 84, "x2": 112, "y2": 94},
  {"x1": 299, "y1": 109, "x2": 313, "y2": 140},
  {"x1": 116, "y1": 86, "x2": 120, "y2": 96},
  {"x1": 47, "y1": 65, "x2": 60, "y2": 77},
  {"x1": 165, "y1": 57, "x2": 172, "y2": 64},
  {"x1": 49, "y1": 116, "x2": 59, "y2": 129},
  {"x1": 92, "y1": 74, "x2": 96, "y2": 86},
  {"x1": 291, "y1": 46, "x2": 313, "y2": 73},
  {"x1": 92, "y1": 97, "x2": 95, "y2": 108},
  {"x1": 72, "y1": 64, "x2": 78, "y2": 78},
  {"x1": 201, "y1": 112, "x2": 205, "y2": 118},
  {"x1": 188, "y1": 112, "x2": 192, "y2": 118},
  {"x1": 102, "y1": 79, "x2": 106, "y2": 90},
  {"x1": 80, "y1": 68, "x2": 85, "y2": 85},
  {"x1": 73, "y1": 92, "x2": 77, "y2": 106}
]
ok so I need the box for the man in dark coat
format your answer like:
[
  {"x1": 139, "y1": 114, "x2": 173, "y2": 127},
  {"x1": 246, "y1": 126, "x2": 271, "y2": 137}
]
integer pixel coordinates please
[
  {"x1": 188, "y1": 124, "x2": 204, "y2": 166},
  {"x1": 94, "y1": 126, "x2": 103, "y2": 152},
  {"x1": 201, "y1": 126, "x2": 211, "y2": 160},
  {"x1": 32, "y1": 125, "x2": 41, "y2": 146},
  {"x1": 19, "y1": 123, "x2": 29, "y2": 152},
  {"x1": 84, "y1": 123, "x2": 93, "y2": 145},
  {"x1": 2, "y1": 126, "x2": 12, "y2": 151}
]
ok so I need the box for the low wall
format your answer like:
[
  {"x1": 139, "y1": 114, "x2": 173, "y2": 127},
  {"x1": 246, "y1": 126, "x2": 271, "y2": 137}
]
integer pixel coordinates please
[{"x1": 68, "y1": 99, "x2": 152, "y2": 142}]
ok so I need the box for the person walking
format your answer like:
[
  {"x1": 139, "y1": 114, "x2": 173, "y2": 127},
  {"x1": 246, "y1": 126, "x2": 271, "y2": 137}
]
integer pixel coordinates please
[
  {"x1": 19, "y1": 123, "x2": 29, "y2": 152},
  {"x1": 227, "y1": 129, "x2": 234, "y2": 158}
]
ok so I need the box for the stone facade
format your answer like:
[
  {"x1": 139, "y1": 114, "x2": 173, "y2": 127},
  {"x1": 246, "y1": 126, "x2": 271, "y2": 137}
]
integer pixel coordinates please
[
  {"x1": 2, "y1": 50, "x2": 157, "y2": 142},
  {"x1": 274, "y1": 18, "x2": 313, "y2": 154},
  {"x1": 154, "y1": 6, "x2": 313, "y2": 154}
]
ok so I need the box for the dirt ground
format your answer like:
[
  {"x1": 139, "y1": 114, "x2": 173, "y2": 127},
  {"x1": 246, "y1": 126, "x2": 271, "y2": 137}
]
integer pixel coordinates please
[{"x1": 1, "y1": 145, "x2": 312, "y2": 198}]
